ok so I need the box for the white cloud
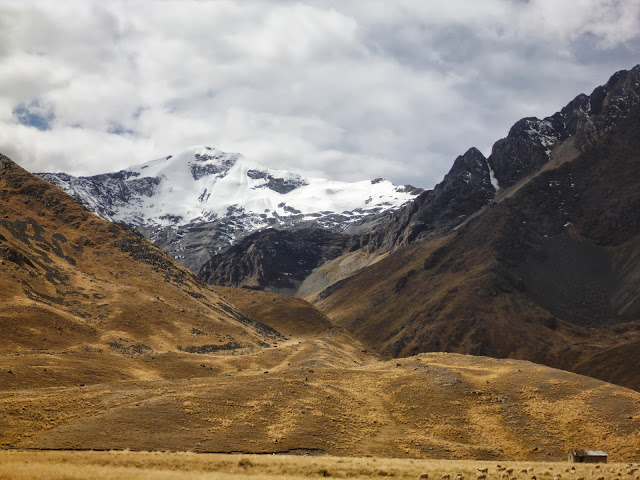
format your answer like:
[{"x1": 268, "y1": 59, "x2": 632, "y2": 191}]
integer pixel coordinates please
[{"x1": 0, "y1": 0, "x2": 638, "y2": 187}]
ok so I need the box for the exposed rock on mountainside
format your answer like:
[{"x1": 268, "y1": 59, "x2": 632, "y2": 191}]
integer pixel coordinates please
[
  {"x1": 362, "y1": 65, "x2": 640, "y2": 253},
  {"x1": 38, "y1": 147, "x2": 422, "y2": 273},
  {"x1": 199, "y1": 228, "x2": 354, "y2": 294},
  {"x1": 361, "y1": 147, "x2": 495, "y2": 252}
]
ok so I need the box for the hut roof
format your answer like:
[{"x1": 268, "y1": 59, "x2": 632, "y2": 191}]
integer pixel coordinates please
[{"x1": 569, "y1": 449, "x2": 608, "y2": 457}]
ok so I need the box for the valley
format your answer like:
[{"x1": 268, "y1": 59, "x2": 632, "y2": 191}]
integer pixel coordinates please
[
  {"x1": 2, "y1": 64, "x2": 640, "y2": 466},
  {"x1": 3, "y1": 348, "x2": 640, "y2": 459}
]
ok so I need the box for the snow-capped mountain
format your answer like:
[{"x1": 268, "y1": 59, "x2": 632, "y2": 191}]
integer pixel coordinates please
[{"x1": 38, "y1": 147, "x2": 422, "y2": 271}]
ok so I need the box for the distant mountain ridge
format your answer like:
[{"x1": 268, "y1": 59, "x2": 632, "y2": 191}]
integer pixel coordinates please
[{"x1": 38, "y1": 147, "x2": 422, "y2": 272}]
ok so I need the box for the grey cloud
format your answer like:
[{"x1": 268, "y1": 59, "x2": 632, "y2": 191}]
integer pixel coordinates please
[{"x1": 0, "y1": 0, "x2": 639, "y2": 188}]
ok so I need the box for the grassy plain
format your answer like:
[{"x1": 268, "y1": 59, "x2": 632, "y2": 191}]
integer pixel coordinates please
[
  {"x1": 3, "y1": 350, "x2": 640, "y2": 460},
  {"x1": 0, "y1": 451, "x2": 637, "y2": 480}
]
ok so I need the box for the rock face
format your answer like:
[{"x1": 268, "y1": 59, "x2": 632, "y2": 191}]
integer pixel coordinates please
[
  {"x1": 489, "y1": 66, "x2": 640, "y2": 189},
  {"x1": 199, "y1": 228, "x2": 353, "y2": 295},
  {"x1": 361, "y1": 147, "x2": 496, "y2": 251},
  {"x1": 38, "y1": 148, "x2": 422, "y2": 273},
  {"x1": 362, "y1": 65, "x2": 640, "y2": 253}
]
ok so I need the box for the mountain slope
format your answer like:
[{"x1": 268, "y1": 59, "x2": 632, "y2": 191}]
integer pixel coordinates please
[
  {"x1": 0, "y1": 153, "x2": 282, "y2": 361},
  {"x1": 312, "y1": 93, "x2": 640, "y2": 390},
  {"x1": 38, "y1": 147, "x2": 422, "y2": 272}
]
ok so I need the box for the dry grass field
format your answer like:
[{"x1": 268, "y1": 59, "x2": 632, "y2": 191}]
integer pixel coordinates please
[
  {"x1": 3, "y1": 350, "x2": 640, "y2": 460},
  {"x1": 0, "y1": 451, "x2": 638, "y2": 480}
]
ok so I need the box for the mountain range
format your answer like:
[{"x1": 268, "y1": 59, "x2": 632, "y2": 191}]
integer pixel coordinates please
[
  {"x1": 2, "y1": 65, "x2": 640, "y2": 458},
  {"x1": 35, "y1": 65, "x2": 640, "y2": 391},
  {"x1": 38, "y1": 148, "x2": 422, "y2": 273},
  {"x1": 8, "y1": 150, "x2": 640, "y2": 459}
]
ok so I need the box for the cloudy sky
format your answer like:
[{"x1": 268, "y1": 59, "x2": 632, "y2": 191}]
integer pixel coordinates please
[{"x1": 1, "y1": 0, "x2": 639, "y2": 188}]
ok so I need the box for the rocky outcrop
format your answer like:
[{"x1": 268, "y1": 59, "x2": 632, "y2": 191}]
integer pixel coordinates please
[
  {"x1": 362, "y1": 147, "x2": 495, "y2": 251},
  {"x1": 199, "y1": 228, "x2": 353, "y2": 294},
  {"x1": 488, "y1": 114, "x2": 568, "y2": 188},
  {"x1": 490, "y1": 66, "x2": 640, "y2": 189}
]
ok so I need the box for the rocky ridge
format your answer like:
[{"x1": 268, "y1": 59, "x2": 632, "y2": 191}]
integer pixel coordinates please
[
  {"x1": 361, "y1": 65, "x2": 640, "y2": 253},
  {"x1": 199, "y1": 228, "x2": 355, "y2": 294}
]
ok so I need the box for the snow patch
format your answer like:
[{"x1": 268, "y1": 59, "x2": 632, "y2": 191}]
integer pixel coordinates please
[
  {"x1": 524, "y1": 119, "x2": 562, "y2": 153},
  {"x1": 488, "y1": 164, "x2": 500, "y2": 191}
]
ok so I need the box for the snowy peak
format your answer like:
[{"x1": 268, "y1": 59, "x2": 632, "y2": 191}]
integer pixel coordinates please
[
  {"x1": 41, "y1": 145, "x2": 421, "y2": 230},
  {"x1": 126, "y1": 145, "x2": 308, "y2": 197},
  {"x1": 129, "y1": 146, "x2": 242, "y2": 182},
  {"x1": 38, "y1": 146, "x2": 423, "y2": 271}
]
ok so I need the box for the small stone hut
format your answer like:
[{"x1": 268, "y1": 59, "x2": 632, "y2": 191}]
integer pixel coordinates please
[{"x1": 567, "y1": 449, "x2": 608, "y2": 463}]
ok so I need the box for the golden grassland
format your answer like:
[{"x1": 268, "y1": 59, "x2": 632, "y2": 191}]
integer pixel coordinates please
[
  {"x1": 0, "y1": 451, "x2": 638, "y2": 480},
  {"x1": 3, "y1": 351, "x2": 640, "y2": 460}
]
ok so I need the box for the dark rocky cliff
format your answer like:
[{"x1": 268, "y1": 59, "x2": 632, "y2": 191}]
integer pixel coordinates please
[
  {"x1": 199, "y1": 228, "x2": 353, "y2": 294},
  {"x1": 362, "y1": 65, "x2": 640, "y2": 253}
]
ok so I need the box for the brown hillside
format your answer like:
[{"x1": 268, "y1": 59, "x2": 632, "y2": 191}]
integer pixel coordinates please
[
  {"x1": 214, "y1": 286, "x2": 334, "y2": 338},
  {"x1": 0, "y1": 153, "x2": 282, "y2": 362},
  {"x1": 313, "y1": 102, "x2": 640, "y2": 391}
]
